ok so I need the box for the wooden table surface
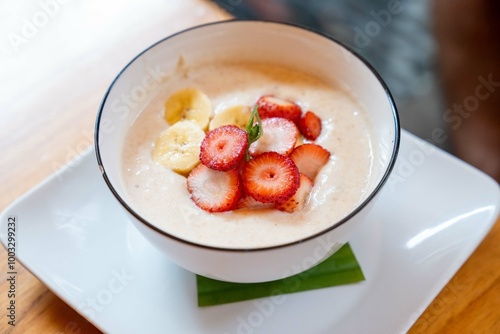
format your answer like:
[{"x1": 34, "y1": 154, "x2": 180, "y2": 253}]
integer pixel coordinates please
[{"x1": 0, "y1": 1, "x2": 498, "y2": 333}]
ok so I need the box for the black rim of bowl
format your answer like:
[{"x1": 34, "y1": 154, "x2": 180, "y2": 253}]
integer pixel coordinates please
[{"x1": 94, "y1": 19, "x2": 401, "y2": 252}]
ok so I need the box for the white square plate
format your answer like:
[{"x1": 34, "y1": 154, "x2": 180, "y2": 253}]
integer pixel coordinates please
[{"x1": 1, "y1": 131, "x2": 499, "y2": 334}]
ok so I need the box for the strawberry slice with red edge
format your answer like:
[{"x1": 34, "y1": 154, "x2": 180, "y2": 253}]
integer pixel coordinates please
[
  {"x1": 298, "y1": 111, "x2": 322, "y2": 140},
  {"x1": 275, "y1": 173, "x2": 314, "y2": 213},
  {"x1": 248, "y1": 117, "x2": 298, "y2": 157},
  {"x1": 187, "y1": 164, "x2": 243, "y2": 212},
  {"x1": 237, "y1": 196, "x2": 274, "y2": 210},
  {"x1": 289, "y1": 144, "x2": 330, "y2": 180},
  {"x1": 200, "y1": 125, "x2": 248, "y2": 171},
  {"x1": 242, "y1": 152, "x2": 300, "y2": 203},
  {"x1": 256, "y1": 96, "x2": 302, "y2": 124}
]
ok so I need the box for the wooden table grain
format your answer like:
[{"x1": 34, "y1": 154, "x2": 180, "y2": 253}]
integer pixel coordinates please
[{"x1": 0, "y1": 1, "x2": 498, "y2": 333}]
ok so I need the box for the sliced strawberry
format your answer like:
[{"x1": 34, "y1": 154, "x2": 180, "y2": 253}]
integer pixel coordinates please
[
  {"x1": 275, "y1": 173, "x2": 314, "y2": 213},
  {"x1": 187, "y1": 164, "x2": 242, "y2": 212},
  {"x1": 237, "y1": 196, "x2": 274, "y2": 210},
  {"x1": 298, "y1": 111, "x2": 322, "y2": 140},
  {"x1": 249, "y1": 117, "x2": 298, "y2": 157},
  {"x1": 200, "y1": 125, "x2": 248, "y2": 171},
  {"x1": 289, "y1": 144, "x2": 330, "y2": 180},
  {"x1": 256, "y1": 96, "x2": 302, "y2": 124},
  {"x1": 242, "y1": 152, "x2": 300, "y2": 203}
]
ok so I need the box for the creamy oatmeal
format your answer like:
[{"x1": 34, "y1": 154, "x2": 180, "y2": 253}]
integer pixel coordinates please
[{"x1": 121, "y1": 62, "x2": 375, "y2": 249}]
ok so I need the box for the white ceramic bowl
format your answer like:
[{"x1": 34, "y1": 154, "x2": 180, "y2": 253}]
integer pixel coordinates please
[{"x1": 95, "y1": 20, "x2": 400, "y2": 283}]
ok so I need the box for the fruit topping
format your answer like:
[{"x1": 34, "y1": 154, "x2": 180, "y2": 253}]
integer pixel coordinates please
[
  {"x1": 209, "y1": 105, "x2": 252, "y2": 130},
  {"x1": 155, "y1": 91, "x2": 330, "y2": 214},
  {"x1": 256, "y1": 95, "x2": 302, "y2": 124},
  {"x1": 200, "y1": 125, "x2": 248, "y2": 171},
  {"x1": 298, "y1": 111, "x2": 322, "y2": 140},
  {"x1": 289, "y1": 144, "x2": 331, "y2": 180},
  {"x1": 187, "y1": 164, "x2": 243, "y2": 212},
  {"x1": 164, "y1": 88, "x2": 213, "y2": 130},
  {"x1": 237, "y1": 196, "x2": 274, "y2": 210},
  {"x1": 248, "y1": 117, "x2": 298, "y2": 157},
  {"x1": 275, "y1": 173, "x2": 314, "y2": 213},
  {"x1": 152, "y1": 120, "x2": 205, "y2": 174},
  {"x1": 242, "y1": 152, "x2": 300, "y2": 203}
]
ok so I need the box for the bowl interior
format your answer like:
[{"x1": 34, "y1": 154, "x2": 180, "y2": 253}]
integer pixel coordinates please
[{"x1": 96, "y1": 20, "x2": 399, "y2": 249}]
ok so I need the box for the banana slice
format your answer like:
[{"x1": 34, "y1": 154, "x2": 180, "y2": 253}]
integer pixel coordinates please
[
  {"x1": 295, "y1": 134, "x2": 304, "y2": 147},
  {"x1": 152, "y1": 120, "x2": 205, "y2": 175},
  {"x1": 209, "y1": 105, "x2": 252, "y2": 130},
  {"x1": 164, "y1": 88, "x2": 213, "y2": 130}
]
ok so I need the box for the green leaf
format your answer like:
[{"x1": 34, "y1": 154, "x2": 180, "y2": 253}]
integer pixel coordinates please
[
  {"x1": 245, "y1": 105, "x2": 263, "y2": 161},
  {"x1": 196, "y1": 243, "x2": 365, "y2": 307}
]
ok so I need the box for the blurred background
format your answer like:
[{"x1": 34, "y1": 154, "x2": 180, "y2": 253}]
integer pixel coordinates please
[
  {"x1": 213, "y1": 0, "x2": 500, "y2": 182},
  {"x1": 215, "y1": 0, "x2": 442, "y2": 145}
]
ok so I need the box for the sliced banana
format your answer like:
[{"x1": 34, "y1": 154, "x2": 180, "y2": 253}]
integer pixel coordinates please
[
  {"x1": 164, "y1": 88, "x2": 213, "y2": 130},
  {"x1": 209, "y1": 105, "x2": 252, "y2": 130},
  {"x1": 295, "y1": 134, "x2": 304, "y2": 147},
  {"x1": 152, "y1": 120, "x2": 205, "y2": 175}
]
